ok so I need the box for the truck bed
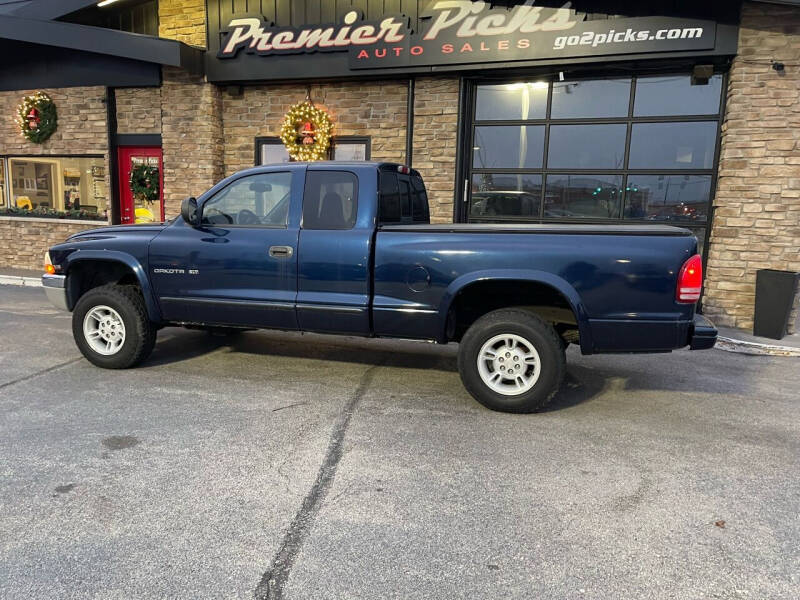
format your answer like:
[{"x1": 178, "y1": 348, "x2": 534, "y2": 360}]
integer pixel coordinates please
[{"x1": 379, "y1": 223, "x2": 694, "y2": 236}]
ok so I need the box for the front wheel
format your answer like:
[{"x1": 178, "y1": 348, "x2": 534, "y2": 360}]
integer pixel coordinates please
[
  {"x1": 72, "y1": 284, "x2": 157, "y2": 369},
  {"x1": 458, "y1": 309, "x2": 565, "y2": 413}
]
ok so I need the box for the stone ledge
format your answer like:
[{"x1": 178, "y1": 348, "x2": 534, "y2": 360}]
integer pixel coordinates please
[{"x1": 0, "y1": 216, "x2": 106, "y2": 226}]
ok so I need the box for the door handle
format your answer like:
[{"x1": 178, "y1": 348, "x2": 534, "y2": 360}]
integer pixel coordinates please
[{"x1": 269, "y1": 245, "x2": 294, "y2": 258}]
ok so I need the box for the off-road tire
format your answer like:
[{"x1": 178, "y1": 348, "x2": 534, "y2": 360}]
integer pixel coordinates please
[
  {"x1": 72, "y1": 284, "x2": 157, "y2": 369},
  {"x1": 458, "y1": 308, "x2": 566, "y2": 413}
]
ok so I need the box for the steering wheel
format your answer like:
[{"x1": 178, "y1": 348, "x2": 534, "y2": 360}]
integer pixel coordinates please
[
  {"x1": 237, "y1": 209, "x2": 261, "y2": 226},
  {"x1": 204, "y1": 208, "x2": 233, "y2": 224}
]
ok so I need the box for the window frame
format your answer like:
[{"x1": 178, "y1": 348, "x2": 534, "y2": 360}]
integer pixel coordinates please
[
  {"x1": 200, "y1": 171, "x2": 293, "y2": 229},
  {"x1": 464, "y1": 72, "x2": 726, "y2": 258}
]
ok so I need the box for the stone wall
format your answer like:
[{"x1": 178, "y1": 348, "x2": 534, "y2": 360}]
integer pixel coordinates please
[
  {"x1": 115, "y1": 87, "x2": 162, "y2": 134},
  {"x1": 161, "y1": 68, "x2": 224, "y2": 217},
  {"x1": 221, "y1": 81, "x2": 408, "y2": 176},
  {"x1": 703, "y1": 1, "x2": 800, "y2": 332},
  {"x1": 0, "y1": 87, "x2": 109, "y2": 269},
  {"x1": 412, "y1": 77, "x2": 460, "y2": 223},
  {"x1": 159, "y1": 0, "x2": 206, "y2": 48},
  {"x1": 0, "y1": 87, "x2": 107, "y2": 156},
  {"x1": 0, "y1": 218, "x2": 97, "y2": 270}
]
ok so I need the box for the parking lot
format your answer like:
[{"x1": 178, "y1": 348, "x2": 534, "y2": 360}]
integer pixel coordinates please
[{"x1": 1, "y1": 285, "x2": 798, "y2": 599}]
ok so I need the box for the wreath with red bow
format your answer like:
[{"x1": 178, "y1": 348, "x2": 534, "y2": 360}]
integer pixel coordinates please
[{"x1": 17, "y1": 92, "x2": 57, "y2": 144}]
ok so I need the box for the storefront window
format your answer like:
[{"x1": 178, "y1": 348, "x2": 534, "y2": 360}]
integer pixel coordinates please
[
  {"x1": 2, "y1": 157, "x2": 107, "y2": 220},
  {"x1": 468, "y1": 72, "x2": 723, "y2": 256}
]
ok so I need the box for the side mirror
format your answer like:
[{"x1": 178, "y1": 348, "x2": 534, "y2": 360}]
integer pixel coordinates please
[{"x1": 181, "y1": 196, "x2": 199, "y2": 227}]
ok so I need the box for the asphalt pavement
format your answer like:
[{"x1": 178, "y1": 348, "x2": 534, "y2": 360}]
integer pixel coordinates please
[{"x1": 1, "y1": 285, "x2": 798, "y2": 599}]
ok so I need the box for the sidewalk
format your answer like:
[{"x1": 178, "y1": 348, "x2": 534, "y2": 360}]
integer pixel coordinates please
[
  {"x1": 716, "y1": 325, "x2": 800, "y2": 357},
  {"x1": 0, "y1": 267, "x2": 42, "y2": 287}
]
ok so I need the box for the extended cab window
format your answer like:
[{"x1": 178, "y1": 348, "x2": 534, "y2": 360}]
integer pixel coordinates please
[
  {"x1": 201, "y1": 172, "x2": 292, "y2": 227},
  {"x1": 411, "y1": 175, "x2": 430, "y2": 223},
  {"x1": 302, "y1": 171, "x2": 357, "y2": 230},
  {"x1": 379, "y1": 171, "x2": 401, "y2": 223}
]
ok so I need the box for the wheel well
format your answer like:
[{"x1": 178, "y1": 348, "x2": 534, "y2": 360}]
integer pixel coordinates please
[
  {"x1": 66, "y1": 260, "x2": 140, "y2": 308},
  {"x1": 447, "y1": 280, "x2": 580, "y2": 343}
]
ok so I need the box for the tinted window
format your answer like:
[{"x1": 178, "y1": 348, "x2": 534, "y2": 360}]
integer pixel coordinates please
[
  {"x1": 623, "y1": 175, "x2": 711, "y2": 222},
  {"x1": 379, "y1": 171, "x2": 401, "y2": 223},
  {"x1": 302, "y1": 171, "x2": 357, "y2": 230},
  {"x1": 410, "y1": 175, "x2": 429, "y2": 223},
  {"x1": 201, "y1": 172, "x2": 292, "y2": 227},
  {"x1": 634, "y1": 74, "x2": 723, "y2": 116},
  {"x1": 551, "y1": 78, "x2": 631, "y2": 119},
  {"x1": 399, "y1": 176, "x2": 412, "y2": 220},
  {"x1": 544, "y1": 174, "x2": 623, "y2": 219},
  {"x1": 473, "y1": 126, "x2": 545, "y2": 169},
  {"x1": 475, "y1": 83, "x2": 548, "y2": 121},
  {"x1": 629, "y1": 122, "x2": 717, "y2": 169},
  {"x1": 470, "y1": 173, "x2": 542, "y2": 219},
  {"x1": 548, "y1": 124, "x2": 627, "y2": 169}
]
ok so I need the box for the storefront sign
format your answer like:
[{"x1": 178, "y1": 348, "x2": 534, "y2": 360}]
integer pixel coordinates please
[{"x1": 217, "y1": 1, "x2": 716, "y2": 70}]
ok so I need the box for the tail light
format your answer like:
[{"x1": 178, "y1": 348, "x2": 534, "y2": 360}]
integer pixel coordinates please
[{"x1": 676, "y1": 254, "x2": 703, "y2": 303}]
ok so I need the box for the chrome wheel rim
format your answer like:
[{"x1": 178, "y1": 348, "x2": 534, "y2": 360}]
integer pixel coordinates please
[
  {"x1": 83, "y1": 305, "x2": 126, "y2": 356},
  {"x1": 477, "y1": 333, "x2": 541, "y2": 396}
]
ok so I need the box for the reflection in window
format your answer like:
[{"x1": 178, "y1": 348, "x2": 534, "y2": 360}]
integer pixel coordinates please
[
  {"x1": 551, "y1": 78, "x2": 631, "y2": 119},
  {"x1": 470, "y1": 173, "x2": 542, "y2": 219},
  {"x1": 548, "y1": 124, "x2": 627, "y2": 169},
  {"x1": 6, "y1": 157, "x2": 107, "y2": 220},
  {"x1": 545, "y1": 175, "x2": 623, "y2": 219},
  {"x1": 475, "y1": 82, "x2": 548, "y2": 121},
  {"x1": 0, "y1": 159, "x2": 5, "y2": 207},
  {"x1": 261, "y1": 143, "x2": 290, "y2": 164},
  {"x1": 629, "y1": 122, "x2": 717, "y2": 169},
  {"x1": 623, "y1": 175, "x2": 710, "y2": 222},
  {"x1": 634, "y1": 74, "x2": 723, "y2": 116},
  {"x1": 202, "y1": 172, "x2": 292, "y2": 226},
  {"x1": 473, "y1": 126, "x2": 545, "y2": 169}
]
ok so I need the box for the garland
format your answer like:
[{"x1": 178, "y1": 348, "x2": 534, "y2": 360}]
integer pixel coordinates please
[
  {"x1": 17, "y1": 92, "x2": 57, "y2": 144},
  {"x1": 129, "y1": 164, "x2": 160, "y2": 202},
  {"x1": 279, "y1": 100, "x2": 332, "y2": 161}
]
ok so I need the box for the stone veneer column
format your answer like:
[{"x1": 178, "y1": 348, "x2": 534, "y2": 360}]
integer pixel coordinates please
[
  {"x1": 160, "y1": 68, "x2": 224, "y2": 218},
  {"x1": 703, "y1": 1, "x2": 800, "y2": 332}
]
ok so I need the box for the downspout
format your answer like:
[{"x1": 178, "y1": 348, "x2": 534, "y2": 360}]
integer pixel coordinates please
[{"x1": 405, "y1": 77, "x2": 415, "y2": 168}]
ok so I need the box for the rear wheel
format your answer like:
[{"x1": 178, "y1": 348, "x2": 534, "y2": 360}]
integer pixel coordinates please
[
  {"x1": 458, "y1": 308, "x2": 565, "y2": 413},
  {"x1": 72, "y1": 284, "x2": 156, "y2": 369}
]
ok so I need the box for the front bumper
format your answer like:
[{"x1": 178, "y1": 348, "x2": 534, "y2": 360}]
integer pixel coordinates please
[
  {"x1": 42, "y1": 274, "x2": 68, "y2": 311},
  {"x1": 690, "y1": 313, "x2": 717, "y2": 350}
]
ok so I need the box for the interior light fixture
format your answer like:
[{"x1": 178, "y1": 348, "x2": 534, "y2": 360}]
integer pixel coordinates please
[{"x1": 97, "y1": 0, "x2": 121, "y2": 7}]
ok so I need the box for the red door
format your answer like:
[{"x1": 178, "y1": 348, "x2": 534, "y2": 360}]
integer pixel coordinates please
[{"x1": 117, "y1": 146, "x2": 164, "y2": 224}]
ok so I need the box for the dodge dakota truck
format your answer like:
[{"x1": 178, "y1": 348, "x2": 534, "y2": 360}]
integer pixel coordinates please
[{"x1": 42, "y1": 162, "x2": 717, "y2": 413}]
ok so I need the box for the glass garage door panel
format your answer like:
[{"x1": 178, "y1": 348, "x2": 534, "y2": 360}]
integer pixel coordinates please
[
  {"x1": 623, "y1": 175, "x2": 711, "y2": 223},
  {"x1": 628, "y1": 122, "x2": 718, "y2": 170},
  {"x1": 470, "y1": 173, "x2": 542, "y2": 219},
  {"x1": 551, "y1": 78, "x2": 631, "y2": 119},
  {"x1": 475, "y1": 83, "x2": 548, "y2": 121},
  {"x1": 548, "y1": 124, "x2": 628, "y2": 170},
  {"x1": 545, "y1": 174, "x2": 623, "y2": 219},
  {"x1": 473, "y1": 126, "x2": 545, "y2": 169}
]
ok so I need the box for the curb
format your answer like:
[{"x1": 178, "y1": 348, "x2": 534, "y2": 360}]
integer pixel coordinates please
[
  {"x1": 715, "y1": 336, "x2": 800, "y2": 357},
  {"x1": 0, "y1": 275, "x2": 42, "y2": 288}
]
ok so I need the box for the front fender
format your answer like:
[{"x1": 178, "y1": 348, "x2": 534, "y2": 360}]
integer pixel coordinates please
[
  {"x1": 438, "y1": 269, "x2": 593, "y2": 353},
  {"x1": 63, "y1": 250, "x2": 162, "y2": 322}
]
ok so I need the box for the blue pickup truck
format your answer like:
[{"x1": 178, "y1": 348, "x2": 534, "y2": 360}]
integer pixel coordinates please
[{"x1": 42, "y1": 161, "x2": 716, "y2": 412}]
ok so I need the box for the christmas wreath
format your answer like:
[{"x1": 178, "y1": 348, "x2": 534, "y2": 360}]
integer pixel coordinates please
[
  {"x1": 129, "y1": 164, "x2": 160, "y2": 202},
  {"x1": 17, "y1": 92, "x2": 57, "y2": 144},
  {"x1": 279, "y1": 100, "x2": 333, "y2": 161}
]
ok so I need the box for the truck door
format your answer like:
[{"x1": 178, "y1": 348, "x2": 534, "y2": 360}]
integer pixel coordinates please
[
  {"x1": 296, "y1": 168, "x2": 371, "y2": 335},
  {"x1": 149, "y1": 169, "x2": 302, "y2": 329}
]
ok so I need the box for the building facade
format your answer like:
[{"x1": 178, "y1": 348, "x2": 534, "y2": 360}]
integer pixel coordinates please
[{"x1": 0, "y1": 0, "x2": 798, "y2": 333}]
